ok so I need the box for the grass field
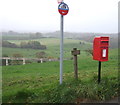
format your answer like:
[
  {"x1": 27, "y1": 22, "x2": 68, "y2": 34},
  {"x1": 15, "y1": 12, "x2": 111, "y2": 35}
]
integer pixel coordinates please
[
  {"x1": 2, "y1": 38, "x2": 92, "y2": 58},
  {"x1": 2, "y1": 47, "x2": 118, "y2": 103}
]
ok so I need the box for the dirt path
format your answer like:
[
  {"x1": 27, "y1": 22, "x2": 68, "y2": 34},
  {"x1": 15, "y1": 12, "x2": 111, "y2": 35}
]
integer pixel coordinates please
[
  {"x1": 79, "y1": 97, "x2": 119, "y2": 104},
  {"x1": 103, "y1": 97, "x2": 119, "y2": 103}
]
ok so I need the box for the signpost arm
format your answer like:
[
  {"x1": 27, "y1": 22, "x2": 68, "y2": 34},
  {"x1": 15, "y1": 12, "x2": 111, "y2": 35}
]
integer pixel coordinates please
[
  {"x1": 98, "y1": 61, "x2": 101, "y2": 84},
  {"x1": 60, "y1": 15, "x2": 64, "y2": 84}
]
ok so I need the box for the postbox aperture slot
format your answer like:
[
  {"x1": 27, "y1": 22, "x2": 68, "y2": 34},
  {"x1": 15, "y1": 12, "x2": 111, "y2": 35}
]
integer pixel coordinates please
[{"x1": 101, "y1": 41, "x2": 108, "y2": 43}]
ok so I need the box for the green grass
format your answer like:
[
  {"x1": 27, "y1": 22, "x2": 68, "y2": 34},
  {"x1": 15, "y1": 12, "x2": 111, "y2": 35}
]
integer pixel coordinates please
[
  {"x1": 2, "y1": 48, "x2": 118, "y2": 103},
  {"x1": 2, "y1": 38, "x2": 92, "y2": 58},
  {"x1": 7, "y1": 38, "x2": 90, "y2": 46}
]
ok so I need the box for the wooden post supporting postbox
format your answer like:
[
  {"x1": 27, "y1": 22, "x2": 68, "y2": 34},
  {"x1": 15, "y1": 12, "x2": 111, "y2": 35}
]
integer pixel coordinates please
[{"x1": 71, "y1": 48, "x2": 80, "y2": 79}]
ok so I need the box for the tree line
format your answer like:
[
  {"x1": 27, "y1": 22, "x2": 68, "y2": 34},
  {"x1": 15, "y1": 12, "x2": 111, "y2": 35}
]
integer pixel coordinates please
[
  {"x1": 2, "y1": 31, "x2": 44, "y2": 40},
  {"x1": 2, "y1": 40, "x2": 47, "y2": 50}
]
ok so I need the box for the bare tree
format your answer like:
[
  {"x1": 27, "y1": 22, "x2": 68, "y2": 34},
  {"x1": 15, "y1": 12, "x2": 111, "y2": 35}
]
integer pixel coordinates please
[
  {"x1": 85, "y1": 49, "x2": 93, "y2": 56},
  {"x1": 36, "y1": 52, "x2": 46, "y2": 58}
]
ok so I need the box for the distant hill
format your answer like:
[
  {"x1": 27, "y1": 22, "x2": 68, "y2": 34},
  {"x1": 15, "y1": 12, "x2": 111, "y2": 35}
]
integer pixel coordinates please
[
  {"x1": 43, "y1": 31, "x2": 118, "y2": 48},
  {"x1": 43, "y1": 31, "x2": 117, "y2": 39},
  {"x1": 2, "y1": 31, "x2": 117, "y2": 39},
  {"x1": 2, "y1": 31, "x2": 118, "y2": 48},
  {"x1": 2, "y1": 31, "x2": 44, "y2": 40}
]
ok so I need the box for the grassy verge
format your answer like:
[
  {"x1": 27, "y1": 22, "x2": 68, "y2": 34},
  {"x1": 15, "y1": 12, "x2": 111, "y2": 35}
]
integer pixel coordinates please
[
  {"x1": 2, "y1": 76, "x2": 118, "y2": 103},
  {"x1": 2, "y1": 48, "x2": 118, "y2": 103}
]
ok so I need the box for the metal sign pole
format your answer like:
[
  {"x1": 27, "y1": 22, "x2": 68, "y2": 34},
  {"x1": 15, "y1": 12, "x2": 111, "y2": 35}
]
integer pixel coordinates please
[
  {"x1": 60, "y1": 15, "x2": 64, "y2": 84},
  {"x1": 58, "y1": 1, "x2": 69, "y2": 84}
]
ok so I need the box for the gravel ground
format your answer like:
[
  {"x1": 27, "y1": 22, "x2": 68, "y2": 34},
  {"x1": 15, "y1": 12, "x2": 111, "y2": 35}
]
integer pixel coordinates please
[
  {"x1": 80, "y1": 97, "x2": 119, "y2": 104},
  {"x1": 103, "y1": 97, "x2": 119, "y2": 103}
]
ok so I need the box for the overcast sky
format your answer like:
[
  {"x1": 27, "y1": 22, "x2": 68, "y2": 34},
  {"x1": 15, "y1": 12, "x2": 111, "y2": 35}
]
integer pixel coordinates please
[{"x1": 0, "y1": 0, "x2": 119, "y2": 33}]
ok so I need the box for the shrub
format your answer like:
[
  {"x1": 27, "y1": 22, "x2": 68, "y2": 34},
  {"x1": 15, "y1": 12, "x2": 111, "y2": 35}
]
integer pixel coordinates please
[
  {"x1": 85, "y1": 49, "x2": 93, "y2": 56},
  {"x1": 12, "y1": 53, "x2": 23, "y2": 58},
  {"x1": 2, "y1": 41, "x2": 19, "y2": 48},
  {"x1": 36, "y1": 52, "x2": 46, "y2": 58},
  {"x1": 20, "y1": 41, "x2": 47, "y2": 50},
  {"x1": 11, "y1": 53, "x2": 23, "y2": 65}
]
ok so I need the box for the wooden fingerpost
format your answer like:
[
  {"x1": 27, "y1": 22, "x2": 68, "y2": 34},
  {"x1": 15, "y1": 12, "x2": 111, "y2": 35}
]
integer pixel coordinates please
[{"x1": 71, "y1": 48, "x2": 80, "y2": 79}]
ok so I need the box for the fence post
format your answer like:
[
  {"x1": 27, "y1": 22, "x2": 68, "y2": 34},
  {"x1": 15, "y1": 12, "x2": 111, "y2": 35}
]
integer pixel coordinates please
[
  {"x1": 41, "y1": 59, "x2": 43, "y2": 63},
  {"x1": 23, "y1": 58, "x2": 25, "y2": 65},
  {"x1": 6, "y1": 59, "x2": 9, "y2": 66}
]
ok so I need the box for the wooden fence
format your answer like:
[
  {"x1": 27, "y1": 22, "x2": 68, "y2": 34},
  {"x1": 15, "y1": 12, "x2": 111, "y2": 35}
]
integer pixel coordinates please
[{"x1": 0, "y1": 57, "x2": 60, "y2": 66}]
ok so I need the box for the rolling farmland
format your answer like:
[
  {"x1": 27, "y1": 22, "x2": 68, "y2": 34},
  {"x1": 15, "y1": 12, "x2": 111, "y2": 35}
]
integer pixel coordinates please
[{"x1": 2, "y1": 37, "x2": 118, "y2": 103}]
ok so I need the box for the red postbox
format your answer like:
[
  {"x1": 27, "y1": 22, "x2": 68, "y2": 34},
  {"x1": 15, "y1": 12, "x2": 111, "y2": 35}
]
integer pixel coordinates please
[{"x1": 93, "y1": 36, "x2": 109, "y2": 62}]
